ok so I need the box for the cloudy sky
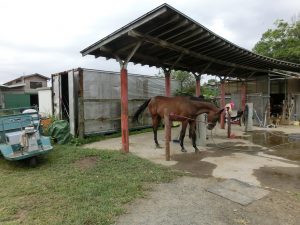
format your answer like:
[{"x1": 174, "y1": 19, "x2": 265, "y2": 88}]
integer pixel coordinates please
[{"x1": 0, "y1": 0, "x2": 299, "y2": 83}]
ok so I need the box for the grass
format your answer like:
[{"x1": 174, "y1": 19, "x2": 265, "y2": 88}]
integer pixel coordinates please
[
  {"x1": 70, "y1": 127, "x2": 158, "y2": 146},
  {"x1": 0, "y1": 145, "x2": 181, "y2": 225},
  {"x1": 294, "y1": 192, "x2": 300, "y2": 201}
]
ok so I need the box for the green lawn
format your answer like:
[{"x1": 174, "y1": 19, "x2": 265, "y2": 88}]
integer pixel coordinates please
[{"x1": 0, "y1": 145, "x2": 180, "y2": 225}]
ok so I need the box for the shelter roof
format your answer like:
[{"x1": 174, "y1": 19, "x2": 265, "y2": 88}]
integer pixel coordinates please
[{"x1": 81, "y1": 3, "x2": 300, "y2": 79}]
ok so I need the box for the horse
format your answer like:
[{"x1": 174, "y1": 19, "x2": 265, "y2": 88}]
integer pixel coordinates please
[{"x1": 132, "y1": 96, "x2": 224, "y2": 153}]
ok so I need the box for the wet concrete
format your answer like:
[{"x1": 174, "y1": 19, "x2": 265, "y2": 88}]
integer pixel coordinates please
[
  {"x1": 243, "y1": 130, "x2": 300, "y2": 161},
  {"x1": 171, "y1": 152, "x2": 217, "y2": 178}
]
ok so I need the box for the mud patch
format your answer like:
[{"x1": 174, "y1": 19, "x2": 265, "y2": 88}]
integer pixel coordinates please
[
  {"x1": 74, "y1": 156, "x2": 99, "y2": 170},
  {"x1": 254, "y1": 166, "x2": 300, "y2": 192}
]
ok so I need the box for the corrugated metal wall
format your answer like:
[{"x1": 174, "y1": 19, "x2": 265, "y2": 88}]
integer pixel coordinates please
[
  {"x1": 294, "y1": 94, "x2": 300, "y2": 121},
  {"x1": 81, "y1": 69, "x2": 178, "y2": 135}
]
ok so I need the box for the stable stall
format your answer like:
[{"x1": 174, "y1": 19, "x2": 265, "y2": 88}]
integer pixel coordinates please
[{"x1": 81, "y1": 3, "x2": 300, "y2": 157}]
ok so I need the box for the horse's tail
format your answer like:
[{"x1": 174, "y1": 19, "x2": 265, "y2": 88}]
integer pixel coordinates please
[{"x1": 132, "y1": 98, "x2": 151, "y2": 123}]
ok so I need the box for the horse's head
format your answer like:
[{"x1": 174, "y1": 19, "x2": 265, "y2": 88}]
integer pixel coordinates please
[{"x1": 206, "y1": 108, "x2": 224, "y2": 130}]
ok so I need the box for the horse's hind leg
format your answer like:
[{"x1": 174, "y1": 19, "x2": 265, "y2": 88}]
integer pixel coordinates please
[
  {"x1": 179, "y1": 121, "x2": 188, "y2": 152},
  {"x1": 189, "y1": 121, "x2": 200, "y2": 153},
  {"x1": 152, "y1": 116, "x2": 161, "y2": 148}
]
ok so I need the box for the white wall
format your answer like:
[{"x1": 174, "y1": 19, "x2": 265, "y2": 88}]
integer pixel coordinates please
[{"x1": 38, "y1": 88, "x2": 53, "y2": 117}]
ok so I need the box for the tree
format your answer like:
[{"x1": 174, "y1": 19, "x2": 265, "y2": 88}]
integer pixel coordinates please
[
  {"x1": 171, "y1": 70, "x2": 195, "y2": 96},
  {"x1": 253, "y1": 17, "x2": 300, "y2": 63},
  {"x1": 202, "y1": 79, "x2": 219, "y2": 98}
]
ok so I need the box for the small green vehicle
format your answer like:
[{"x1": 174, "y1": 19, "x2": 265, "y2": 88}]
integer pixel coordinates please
[{"x1": 0, "y1": 107, "x2": 53, "y2": 165}]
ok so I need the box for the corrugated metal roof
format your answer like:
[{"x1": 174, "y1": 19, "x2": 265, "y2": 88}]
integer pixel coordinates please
[{"x1": 81, "y1": 3, "x2": 300, "y2": 79}]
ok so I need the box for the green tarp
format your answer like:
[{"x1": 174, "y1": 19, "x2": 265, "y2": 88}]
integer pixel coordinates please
[{"x1": 48, "y1": 120, "x2": 72, "y2": 144}]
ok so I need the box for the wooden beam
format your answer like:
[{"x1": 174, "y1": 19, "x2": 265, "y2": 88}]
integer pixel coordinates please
[
  {"x1": 180, "y1": 32, "x2": 211, "y2": 47},
  {"x1": 171, "y1": 28, "x2": 203, "y2": 44},
  {"x1": 146, "y1": 15, "x2": 180, "y2": 35},
  {"x1": 128, "y1": 30, "x2": 269, "y2": 73},
  {"x1": 146, "y1": 24, "x2": 198, "y2": 53},
  {"x1": 156, "y1": 19, "x2": 189, "y2": 38},
  {"x1": 186, "y1": 36, "x2": 216, "y2": 50},
  {"x1": 198, "y1": 41, "x2": 227, "y2": 54}
]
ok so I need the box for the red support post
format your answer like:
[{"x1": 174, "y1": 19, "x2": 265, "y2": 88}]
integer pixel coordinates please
[
  {"x1": 164, "y1": 112, "x2": 171, "y2": 161},
  {"x1": 220, "y1": 80, "x2": 225, "y2": 129},
  {"x1": 195, "y1": 76, "x2": 201, "y2": 96},
  {"x1": 165, "y1": 71, "x2": 171, "y2": 97},
  {"x1": 241, "y1": 82, "x2": 246, "y2": 111},
  {"x1": 120, "y1": 67, "x2": 129, "y2": 153}
]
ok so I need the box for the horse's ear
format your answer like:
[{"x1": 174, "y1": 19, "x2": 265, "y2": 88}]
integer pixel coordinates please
[{"x1": 217, "y1": 108, "x2": 224, "y2": 114}]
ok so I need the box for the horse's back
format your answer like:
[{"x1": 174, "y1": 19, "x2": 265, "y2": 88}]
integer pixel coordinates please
[{"x1": 149, "y1": 96, "x2": 193, "y2": 116}]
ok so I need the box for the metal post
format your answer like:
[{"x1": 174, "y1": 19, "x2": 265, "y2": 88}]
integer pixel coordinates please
[
  {"x1": 241, "y1": 82, "x2": 246, "y2": 111},
  {"x1": 226, "y1": 109, "x2": 231, "y2": 138},
  {"x1": 196, "y1": 114, "x2": 206, "y2": 146},
  {"x1": 120, "y1": 66, "x2": 129, "y2": 153},
  {"x1": 164, "y1": 70, "x2": 171, "y2": 97},
  {"x1": 220, "y1": 80, "x2": 225, "y2": 129},
  {"x1": 195, "y1": 75, "x2": 201, "y2": 96}
]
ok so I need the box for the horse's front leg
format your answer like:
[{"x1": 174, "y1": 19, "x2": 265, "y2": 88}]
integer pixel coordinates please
[
  {"x1": 152, "y1": 116, "x2": 161, "y2": 148},
  {"x1": 180, "y1": 121, "x2": 188, "y2": 152},
  {"x1": 189, "y1": 121, "x2": 200, "y2": 153}
]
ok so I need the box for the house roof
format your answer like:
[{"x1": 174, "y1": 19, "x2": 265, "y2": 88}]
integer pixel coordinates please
[
  {"x1": 3, "y1": 73, "x2": 50, "y2": 85},
  {"x1": 81, "y1": 3, "x2": 300, "y2": 79}
]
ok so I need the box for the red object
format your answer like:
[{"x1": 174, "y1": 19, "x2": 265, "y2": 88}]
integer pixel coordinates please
[
  {"x1": 165, "y1": 72, "x2": 171, "y2": 97},
  {"x1": 195, "y1": 77, "x2": 201, "y2": 96},
  {"x1": 120, "y1": 67, "x2": 129, "y2": 152},
  {"x1": 220, "y1": 81, "x2": 225, "y2": 129},
  {"x1": 230, "y1": 133, "x2": 236, "y2": 139}
]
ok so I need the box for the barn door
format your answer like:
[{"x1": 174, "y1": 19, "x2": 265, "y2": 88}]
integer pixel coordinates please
[{"x1": 52, "y1": 74, "x2": 61, "y2": 118}]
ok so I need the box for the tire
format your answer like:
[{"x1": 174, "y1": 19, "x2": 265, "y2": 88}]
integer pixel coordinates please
[{"x1": 29, "y1": 156, "x2": 37, "y2": 167}]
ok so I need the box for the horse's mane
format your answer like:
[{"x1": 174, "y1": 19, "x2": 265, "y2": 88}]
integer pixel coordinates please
[{"x1": 189, "y1": 96, "x2": 219, "y2": 110}]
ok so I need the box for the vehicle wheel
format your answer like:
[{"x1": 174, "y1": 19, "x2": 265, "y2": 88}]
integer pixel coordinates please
[{"x1": 29, "y1": 157, "x2": 37, "y2": 167}]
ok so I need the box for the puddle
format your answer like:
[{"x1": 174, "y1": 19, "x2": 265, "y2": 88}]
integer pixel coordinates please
[
  {"x1": 171, "y1": 152, "x2": 217, "y2": 178},
  {"x1": 242, "y1": 130, "x2": 300, "y2": 161}
]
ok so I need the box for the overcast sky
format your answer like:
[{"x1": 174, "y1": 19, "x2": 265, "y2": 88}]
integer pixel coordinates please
[{"x1": 0, "y1": 0, "x2": 299, "y2": 83}]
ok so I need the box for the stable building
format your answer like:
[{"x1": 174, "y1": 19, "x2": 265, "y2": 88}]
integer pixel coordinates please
[{"x1": 0, "y1": 73, "x2": 49, "y2": 109}]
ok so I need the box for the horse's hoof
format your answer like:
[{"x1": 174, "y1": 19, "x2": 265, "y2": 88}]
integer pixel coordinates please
[
  {"x1": 194, "y1": 148, "x2": 200, "y2": 153},
  {"x1": 156, "y1": 145, "x2": 162, "y2": 149},
  {"x1": 181, "y1": 148, "x2": 187, "y2": 153}
]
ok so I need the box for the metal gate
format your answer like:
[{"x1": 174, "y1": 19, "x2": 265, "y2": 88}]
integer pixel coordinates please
[{"x1": 247, "y1": 93, "x2": 269, "y2": 126}]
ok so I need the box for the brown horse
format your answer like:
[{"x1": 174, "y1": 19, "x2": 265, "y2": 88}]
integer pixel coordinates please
[{"x1": 132, "y1": 96, "x2": 224, "y2": 152}]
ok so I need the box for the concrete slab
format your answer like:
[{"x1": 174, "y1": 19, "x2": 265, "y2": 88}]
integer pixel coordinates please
[{"x1": 206, "y1": 179, "x2": 270, "y2": 205}]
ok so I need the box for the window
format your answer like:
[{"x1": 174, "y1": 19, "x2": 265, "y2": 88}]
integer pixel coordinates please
[{"x1": 30, "y1": 81, "x2": 43, "y2": 89}]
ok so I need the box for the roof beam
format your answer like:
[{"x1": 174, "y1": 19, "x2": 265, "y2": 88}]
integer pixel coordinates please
[
  {"x1": 156, "y1": 19, "x2": 189, "y2": 38},
  {"x1": 185, "y1": 36, "x2": 216, "y2": 50},
  {"x1": 165, "y1": 24, "x2": 199, "y2": 42},
  {"x1": 179, "y1": 32, "x2": 211, "y2": 47},
  {"x1": 171, "y1": 28, "x2": 204, "y2": 44},
  {"x1": 146, "y1": 24, "x2": 199, "y2": 54},
  {"x1": 196, "y1": 41, "x2": 227, "y2": 54},
  {"x1": 128, "y1": 30, "x2": 269, "y2": 74},
  {"x1": 147, "y1": 15, "x2": 180, "y2": 35}
]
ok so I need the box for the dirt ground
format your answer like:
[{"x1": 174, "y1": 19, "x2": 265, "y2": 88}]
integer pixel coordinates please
[{"x1": 84, "y1": 125, "x2": 300, "y2": 225}]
